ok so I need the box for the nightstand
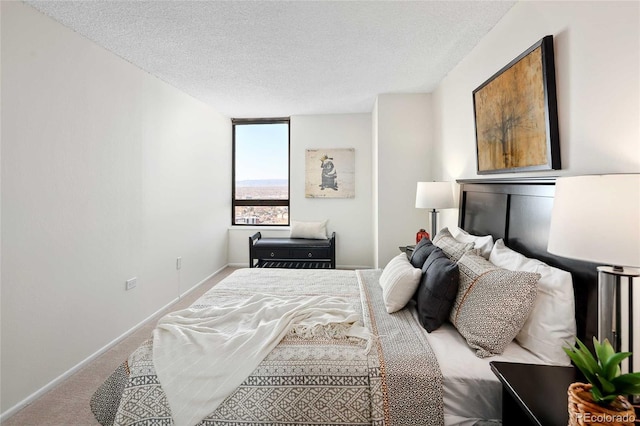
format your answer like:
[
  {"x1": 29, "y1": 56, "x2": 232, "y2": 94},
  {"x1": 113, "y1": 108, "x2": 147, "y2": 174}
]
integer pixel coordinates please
[
  {"x1": 490, "y1": 361, "x2": 580, "y2": 426},
  {"x1": 399, "y1": 245, "x2": 415, "y2": 258}
]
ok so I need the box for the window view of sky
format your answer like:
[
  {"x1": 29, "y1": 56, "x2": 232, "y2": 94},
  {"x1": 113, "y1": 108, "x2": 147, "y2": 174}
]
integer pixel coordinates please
[{"x1": 235, "y1": 123, "x2": 288, "y2": 182}]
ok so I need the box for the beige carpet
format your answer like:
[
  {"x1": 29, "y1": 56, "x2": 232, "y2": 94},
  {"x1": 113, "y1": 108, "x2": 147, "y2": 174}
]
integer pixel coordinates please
[{"x1": 3, "y1": 266, "x2": 239, "y2": 426}]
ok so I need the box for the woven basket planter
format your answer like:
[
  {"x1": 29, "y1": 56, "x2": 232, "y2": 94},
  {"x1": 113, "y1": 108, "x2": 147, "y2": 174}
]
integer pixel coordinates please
[{"x1": 568, "y1": 382, "x2": 636, "y2": 426}]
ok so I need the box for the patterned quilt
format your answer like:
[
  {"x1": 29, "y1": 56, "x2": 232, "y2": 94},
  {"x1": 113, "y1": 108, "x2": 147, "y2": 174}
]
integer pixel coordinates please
[{"x1": 91, "y1": 268, "x2": 444, "y2": 425}]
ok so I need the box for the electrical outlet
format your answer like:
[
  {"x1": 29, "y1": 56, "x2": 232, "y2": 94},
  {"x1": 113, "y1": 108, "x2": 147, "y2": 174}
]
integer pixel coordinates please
[
  {"x1": 176, "y1": 257, "x2": 182, "y2": 270},
  {"x1": 125, "y1": 277, "x2": 137, "y2": 290}
]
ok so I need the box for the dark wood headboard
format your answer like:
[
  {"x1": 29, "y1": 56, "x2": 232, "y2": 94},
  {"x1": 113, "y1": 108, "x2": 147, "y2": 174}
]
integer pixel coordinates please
[{"x1": 457, "y1": 178, "x2": 598, "y2": 347}]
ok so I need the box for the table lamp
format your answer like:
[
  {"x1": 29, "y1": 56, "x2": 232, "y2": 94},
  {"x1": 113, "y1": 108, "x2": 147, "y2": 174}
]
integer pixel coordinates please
[
  {"x1": 547, "y1": 174, "x2": 640, "y2": 372},
  {"x1": 415, "y1": 181, "x2": 455, "y2": 239}
]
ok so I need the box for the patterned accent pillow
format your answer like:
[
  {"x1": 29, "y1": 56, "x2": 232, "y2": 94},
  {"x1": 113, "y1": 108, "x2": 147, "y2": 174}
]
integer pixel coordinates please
[
  {"x1": 415, "y1": 248, "x2": 460, "y2": 332},
  {"x1": 449, "y1": 251, "x2": 541, "y2": 357},
  {"x1": 432, "y1": 227, "x2": 475, "y2": 262},
  {"x1": 379, "y1": 253, "x2": 422, "y2": 313},
  {"x1": 409, "y1": 237, "x2": 438, "y2": 268}
]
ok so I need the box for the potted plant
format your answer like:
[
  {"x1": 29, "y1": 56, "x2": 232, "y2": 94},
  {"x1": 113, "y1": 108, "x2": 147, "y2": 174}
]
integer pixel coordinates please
[{"x1": 564, "y1": 337, "x2": 640, "y2": 425}]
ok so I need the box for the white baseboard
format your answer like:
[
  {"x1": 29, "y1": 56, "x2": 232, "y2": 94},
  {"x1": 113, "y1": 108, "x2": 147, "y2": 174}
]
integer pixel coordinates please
[
  {"x1": 0, "y1": 264, "x2": 228, "y2": 422},
  {"x1": 179, "y1": 264, "x2": 227, "y2": 298},
  {"x1": 339, "y1": 265, "x2": 374, "y2": 270}
]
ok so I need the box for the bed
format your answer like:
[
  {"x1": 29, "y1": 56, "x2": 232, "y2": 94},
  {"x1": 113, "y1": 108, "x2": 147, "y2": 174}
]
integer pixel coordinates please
[{"x1": 91, "y1": 178, "x2": 597, "y2": 426}]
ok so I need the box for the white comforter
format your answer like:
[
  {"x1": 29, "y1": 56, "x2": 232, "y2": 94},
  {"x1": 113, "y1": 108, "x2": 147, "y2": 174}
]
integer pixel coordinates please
[{"x1": 152, "y1": 293, "x2": 369, "y2": 426}]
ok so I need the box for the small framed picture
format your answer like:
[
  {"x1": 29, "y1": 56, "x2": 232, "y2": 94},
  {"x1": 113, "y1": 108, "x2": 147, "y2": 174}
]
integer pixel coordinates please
[{"x1": 305, "y1": 148, "x2": 355, "y2": 198}]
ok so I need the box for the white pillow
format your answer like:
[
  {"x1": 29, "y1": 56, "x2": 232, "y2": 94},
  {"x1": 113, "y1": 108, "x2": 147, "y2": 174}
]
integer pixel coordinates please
[
  {"x1": 379, "y1": 254, "x2": 422, "y2": 313},
  {"x1": 289, "y1": 220, "x2": 328, "y2": 239},
  {"x1": 451, "y1": 226, "x2": 494, "y2": 259},
  {"x1": 489, "y1": 239, "x2": 576, "y2": 365}
]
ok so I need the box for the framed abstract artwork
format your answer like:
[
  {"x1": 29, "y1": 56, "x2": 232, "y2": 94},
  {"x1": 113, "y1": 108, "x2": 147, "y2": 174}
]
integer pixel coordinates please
[
  {"x1": 473, "y1": 35, "x2": 560, "y2": 174},
  {"x1": 305, "y1": 148, "x2": 355, "y2": 198}
]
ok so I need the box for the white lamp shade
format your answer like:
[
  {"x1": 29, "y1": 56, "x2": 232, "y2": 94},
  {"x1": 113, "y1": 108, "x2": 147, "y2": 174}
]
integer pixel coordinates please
[
  {"x1": 415, "y1": 181, "x2": 455, "y2": 209},
  {"x1": 548, "y1": 174, "x2": 640, "y2": 268}
]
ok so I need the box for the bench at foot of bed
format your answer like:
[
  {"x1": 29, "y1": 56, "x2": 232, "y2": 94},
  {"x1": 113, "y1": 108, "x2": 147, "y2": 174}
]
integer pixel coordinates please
[{"x1": 249, "y1": 231, "x2": 336, "y2": 269}]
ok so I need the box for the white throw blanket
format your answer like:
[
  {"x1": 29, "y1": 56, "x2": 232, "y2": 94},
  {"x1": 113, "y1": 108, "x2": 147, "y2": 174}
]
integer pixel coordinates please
[{"x1": 152, "y1": 293, "x2": 369, "y2": 426}]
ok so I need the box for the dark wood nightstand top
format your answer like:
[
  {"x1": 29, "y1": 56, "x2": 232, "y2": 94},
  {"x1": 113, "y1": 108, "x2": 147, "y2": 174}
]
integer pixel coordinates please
[
  {"x1": 399, "y1": 245, "x2": 415, "y2": 254},
  {"x1": 490, "y1": 362, "x2": 581, "y2": 426}
]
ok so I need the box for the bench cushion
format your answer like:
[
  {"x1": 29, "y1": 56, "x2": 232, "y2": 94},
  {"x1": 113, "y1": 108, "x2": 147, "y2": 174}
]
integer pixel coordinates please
[{"x1": 254, "y1": 238, "x2": 331, "y2": 248}]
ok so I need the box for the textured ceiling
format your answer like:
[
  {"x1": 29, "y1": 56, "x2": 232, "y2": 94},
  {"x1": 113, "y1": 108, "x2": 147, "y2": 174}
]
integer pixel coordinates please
[{"x1": 26, "y1": 1, "x2": 514, "y2": 118}]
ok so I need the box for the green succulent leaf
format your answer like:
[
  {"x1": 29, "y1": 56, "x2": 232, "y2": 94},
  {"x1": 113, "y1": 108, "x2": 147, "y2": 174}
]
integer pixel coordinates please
[
  {"x1": 594, "y1": 337, "x2": 615, "y2": 366},
  {"x1": 596, "y1": 394, "x2": 619, "y2": 404},
  {"x1": 563, "y1": 346, "x2": 582, "y2": 367},
  {"x1": 576, "y1": 339, "x2": 600, "y2": 372},
  {"x1": 613, "y1": 372, "x2": 640, "y2": 384},
  {"x1": 564, "y1": 347, "x2": 598, "y2": 385},
  {"x1": 614, "y1": 383, "x2": 640, "y2": 396},
  {"x1": 611, "y1": 373, "x2": 640, "y2": 396},
  {"x1": 596, "y1": 374, "x2": 616, "y2": 395},
  {"x1": 590, "y1": 384, "x2": 605, "y2": 402},
  {"x1": 593, "y1": 338, "x2": 604, "y2": 362},
  {"x1": 565, "y1": 338, "x2": 602, "y2": 383},
  {"x1": 602, "y1": 352, "x2": 631, "y2": 380}
]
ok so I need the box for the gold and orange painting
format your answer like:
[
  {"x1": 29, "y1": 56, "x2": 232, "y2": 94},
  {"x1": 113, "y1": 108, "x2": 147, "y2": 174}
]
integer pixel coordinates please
[{"x1": 473, "y1": 36, "x2": 560, "y2": 174}]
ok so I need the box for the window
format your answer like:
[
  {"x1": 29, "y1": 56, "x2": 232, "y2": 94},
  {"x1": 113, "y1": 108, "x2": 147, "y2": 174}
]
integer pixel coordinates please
[{"x1": 232, "y1": 118, "x2": 290, "y2": 225}]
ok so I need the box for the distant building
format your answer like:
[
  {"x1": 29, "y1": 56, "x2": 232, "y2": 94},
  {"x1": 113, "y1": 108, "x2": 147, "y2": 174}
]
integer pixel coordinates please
[{"x1": 237, "y1": 215, "x2": 259, "y2": 224}]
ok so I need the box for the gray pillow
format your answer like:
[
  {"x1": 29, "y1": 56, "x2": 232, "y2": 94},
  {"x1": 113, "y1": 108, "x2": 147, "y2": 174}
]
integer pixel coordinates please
[
  {"x1": 432, "y1": 227, "x2": 474, "y2": 262},
  {"x1": 449, "y1": 251, "x2": 540, "y2": 358},
  {"x1": 415, "y1": 248, "x2": 459, "y2": 332},
  {"x1": 409, "y1": 236, "x2": 438, "y2": 268}
]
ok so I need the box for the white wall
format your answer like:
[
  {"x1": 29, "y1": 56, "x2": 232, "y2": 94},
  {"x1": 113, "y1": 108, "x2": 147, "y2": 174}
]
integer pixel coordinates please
[
  {"x1": 434, "y1": 1, "x2": 640, "y2": 229},
  {"x1": 228, "y1": 113, "x2": 373, "y2": 269},
  {"x1": 433, "y1": 2, "x2": 640, "y2": 177},
  {"x1": 1, "y1": 2, "x2": 231, "y2": 415},
  {"x1": 372, "y1": 100, "x2": 380, "y2": 269},
  {"x1": 374, "y1": 94, "x2": 434, "y2": 268},
  {"x1": 432, "y1": 0, "x2": 640, "y2": 358}
]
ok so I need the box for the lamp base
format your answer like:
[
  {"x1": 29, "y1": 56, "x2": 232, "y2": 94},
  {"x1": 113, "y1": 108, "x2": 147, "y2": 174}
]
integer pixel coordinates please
[
  {"x1": 597, "y1": 266, "x2": 640, "y2": 374},
  {"x1": 430, "y1": 209, "x2": 439, "y2": 239}
]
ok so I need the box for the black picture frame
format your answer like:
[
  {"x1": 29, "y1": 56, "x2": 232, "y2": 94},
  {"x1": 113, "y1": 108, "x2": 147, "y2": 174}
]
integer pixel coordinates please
[{"x1": 472, "y1": 35, "x2": 560, "y2": 174}]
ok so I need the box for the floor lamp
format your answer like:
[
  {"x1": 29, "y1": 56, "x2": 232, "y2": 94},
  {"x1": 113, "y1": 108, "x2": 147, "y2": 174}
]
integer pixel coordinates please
[
  {"x1": 548, "y1": 174, "x2": 640, "y2": 373},
  {"x1": 415, "y1": 181, "x2": 455, "y2": 239}
]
